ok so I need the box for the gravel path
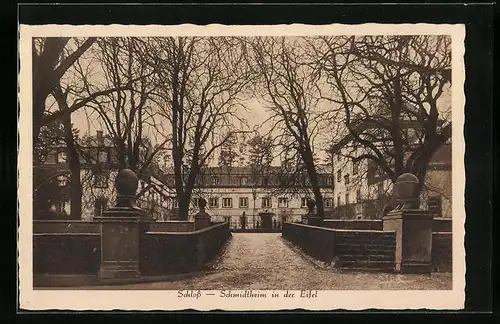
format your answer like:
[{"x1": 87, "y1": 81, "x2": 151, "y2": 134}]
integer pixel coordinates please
[{"x1": 86, "y1": 233, "x2": 452, "y2": 290}]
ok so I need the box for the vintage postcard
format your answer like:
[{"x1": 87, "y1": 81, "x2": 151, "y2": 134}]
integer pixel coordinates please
[{"x1": 18, "y1": 23, "x2": 465, "y2": 311}]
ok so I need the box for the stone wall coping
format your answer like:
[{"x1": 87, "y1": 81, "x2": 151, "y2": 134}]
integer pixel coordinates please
[
  {"x1": 146, "y1": 222, "x2": 229, "y2": 236},
  {"x1": 284, "y1": 222, "x2": 395, "y2": 234},
  {"x1": 383, "y1": 210, "x2": 434, "y2": 220}
]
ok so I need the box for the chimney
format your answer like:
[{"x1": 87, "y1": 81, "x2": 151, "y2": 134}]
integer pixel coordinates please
[{"x1": 96, "y1": 131, "x2": 104, "y2": 146}]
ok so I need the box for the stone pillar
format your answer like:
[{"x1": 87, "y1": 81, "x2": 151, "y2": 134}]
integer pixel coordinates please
[
  {"x1": 306, "y1": 199, "x2": 323, "y2": 227},
  {"x1": 194, "y1": 198, "x2": 211, "y2": 231},
  {"x1": 383, "y1": 173, "x2": 433, "y2": 274},
  {"x1": 94, "y1": 169, "x2": 153, "y2": 282}
]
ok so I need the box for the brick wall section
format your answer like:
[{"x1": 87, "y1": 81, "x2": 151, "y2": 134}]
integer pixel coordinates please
[
  {"x1": 432, "y1": 232, "x2": 452, "y2": 272},
  {"x1": 333, "y1": 230, "x2": 396, "y2": 271},
  {"x1": 33, "y1": 234, "x2": 101, "y2": 274},
  {"x1": 140, "y1": 222, "x2": 231, "y2": 275}
]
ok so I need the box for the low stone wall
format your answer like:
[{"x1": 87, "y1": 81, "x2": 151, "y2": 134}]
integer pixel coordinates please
[
  {"x1": 140, "y1": 222, "x2": 231, "y2": 275},
  {"x1": 323, "y1": 218, "x2": 452, "y2": 233},
  {"x1": 282, "y1": 223, "x2": 336, "y2": 263},
  {"x1": 323, "y1": 220, "x2": 383, "y2": 231},
  {"x1": 148, "y1": 221, "x2": 195, "y2": 233},
  {"x1": 283, "y1": 222, "x2": 451, "y2": 272},
  {"x1": 33, "y1": 233, "x2": 101, "y2": 274},
  {"x1": 33, "y1": 220, "x2": 195, "y2": 234},
  {"x1": 33, "y1": 220, "x2": 229, "y2": 276},
  {"x1": 432, "y1": 232, "x2": 452, "y2": 272}
]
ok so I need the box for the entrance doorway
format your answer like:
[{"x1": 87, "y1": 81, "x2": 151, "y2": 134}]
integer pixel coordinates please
[{"x1": 258, "y1": 212, "x2": 274, "y2": 229}]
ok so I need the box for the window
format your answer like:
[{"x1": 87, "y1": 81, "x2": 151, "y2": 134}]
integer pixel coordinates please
[
  {"x1": 56, "y1": 175, "x2": 67, "y2": 187},
  {"x1": 239, "y1": 197, "x2": 249, "y2": 208},
  {"x1": 344, "y1": 174, "x2": 350, "y2": 185},
  {"x1": 356, "y1": 215, "x2": 363, "y2": 220},
  {"x1": 240, "y1": 177, "x2": 248, "y2": 186},
  {"x1": 224, "y1": 216, "x2": 231, "y2": 224},
  {"x1": 261, "y1": 197, "x2": 272, "y2": 208},
  {"x1": 337, "y1": 170, "x2": 342, "y2": 182},
  {"x1": 326, "y1": 176, "x2": 333, "y2": 186},
  {"x1": 301, "y1": 198, "x2": 308, "y2": 208},
  {"x1": 324, "y1": 198, "x2": 333, "y2": 208},
  {"x1": 211, "y1": 176, "x2": 219, "y2": 186},
  {"x1": 262, "y1": 177, "x2": 269, "y2": 186},
  {"x1": 94, "y1": 172, "x2": 109, "y2": 188},
  {"x1": 94, "y1": 198, "x2": 108, "y2": 217},
  {"x1": 172, "y1": 198, "x2": 179, "y2": 209},
  {"x1": 337, "y1": 196, "x2": 341, "y2": 207},
  {"x1": 209, "y1": 197, "x2": 219, "y2": 208},
  {"x1": 192, "y1": 198, "x2": 200, "y2": 208},
  {"x1": 278, "y1": 197, "x2": 288, "y2": 208},
  {"x1": 345, "y1": 193, "x2": 350, "y2": 205},
  {"x1": 377, "y1": 183, "x2": 384, "y2": 197},
  {"x1": 356, "y1": 189, "x2": 361, "y2": 202},
  {"x1": 353, "y1": 161, "x2": 359, "y2": 175},
  {"x1": 57, "y1": 151, "x2": 67, "y2": 163},
  {"x1": 222, "y1": 198, "x2": 233, "y2": 208},
  {"x1": 428, "y1": 196, "x2": 442, "y2": 217},
  {"x1": 55, "y1": 199, "x2": 68, "y2": 214},
  {"x1": 98, "y1": 150, "x2": 108, "y2": 163}
]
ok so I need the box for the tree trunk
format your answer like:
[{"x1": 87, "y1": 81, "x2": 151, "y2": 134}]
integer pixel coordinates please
[
  {"x1": 54, "y1": 86, "x2": 83, "y2": 220},
  {"x1": 302, "y1": 146, "x2": 325, "y2": 218}
]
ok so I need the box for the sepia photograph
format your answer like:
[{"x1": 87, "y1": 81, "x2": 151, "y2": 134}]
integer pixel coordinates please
[{"x1": 18, "y1": 24, "x2": 465, "y2": 310}]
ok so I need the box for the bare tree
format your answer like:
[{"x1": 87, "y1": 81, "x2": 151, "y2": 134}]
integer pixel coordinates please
[
  {"x1": 81, "y1": 37, "x2": 167, "y2": 188},
  {"x1": 144, "y1": 37, "x2": 254, "y2": 221},
  {"x1": 248, "y1": 37, "x2": 336, "y2": 218},
  {"x1": 314, "y1": 35, "x2": 452, "y2": 192},
  {"x1": 32, "y1": 37, "x2": 96, "y2": 142}
]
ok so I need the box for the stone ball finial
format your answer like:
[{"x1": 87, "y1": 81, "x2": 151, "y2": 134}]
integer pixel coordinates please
[
  {"x1": 115, "y1": 169, "x2": 139, "y2": 197},
  {"x1": 393, "y1": 173, "x2": 420, "y2": 210}
]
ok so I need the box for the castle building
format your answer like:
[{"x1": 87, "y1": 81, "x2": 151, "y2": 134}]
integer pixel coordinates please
[
  {"x1": 33, "y1": 131, "x2": 171, "y2": 221},
  {"x1": 160, "y1": 165, "x2": 335, "y2": 229},
  {"x1": 329, "y1": 143, "x2": 452, "y2": 219}
]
